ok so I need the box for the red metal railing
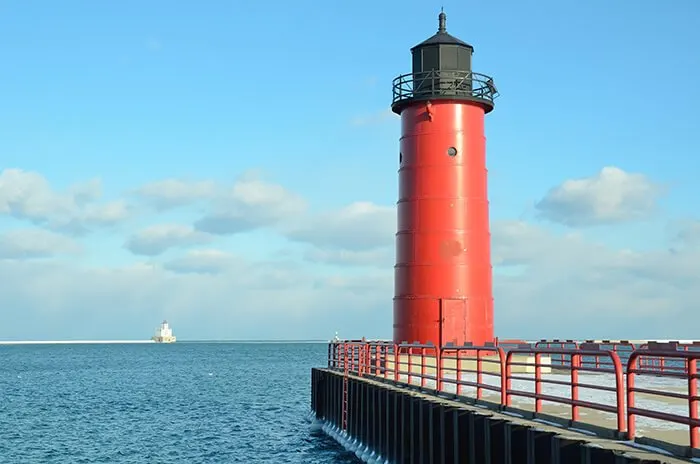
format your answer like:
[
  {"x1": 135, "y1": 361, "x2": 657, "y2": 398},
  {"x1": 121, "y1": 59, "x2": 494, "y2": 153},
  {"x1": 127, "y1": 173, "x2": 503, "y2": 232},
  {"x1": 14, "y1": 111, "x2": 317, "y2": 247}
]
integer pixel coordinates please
[
  {"x1": 394, "y1": 343, "x2": 440, "y2": 388},
  {"x1": 634, "y1": 342, "x2": 700, "y2": 375},
  {"x1": 627, "y1": 349, "x2": 700, "y2": 448},
  {"x1": 505, "y1": 347, "x2": 626, "y2": 432},
  {"x1": 534, "y1": 340, "x2": 579, "y2": 367},
  {"x1": 326, "y1": 339, "x2": 700, "y2": 457},
  {"x1": 440, "y1": 345, "x2": 506, "y2": 403}
]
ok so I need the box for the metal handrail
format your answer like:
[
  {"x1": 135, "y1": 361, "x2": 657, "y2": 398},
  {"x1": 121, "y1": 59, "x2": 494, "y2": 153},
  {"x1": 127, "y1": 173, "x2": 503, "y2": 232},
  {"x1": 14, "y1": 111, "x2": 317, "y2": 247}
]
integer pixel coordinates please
[
  {"x1": 505, "y1": 347, "x2": 626, "y2": 434},
  {"x1": 326, "y1": 339, "x2": 700, "y2": 456},
  {"x1": 391, "y1": 70, "x2": 499, "y2": 107},
  {"x1": 627, "y1": 349, "x2": 700, "y2": 448}
]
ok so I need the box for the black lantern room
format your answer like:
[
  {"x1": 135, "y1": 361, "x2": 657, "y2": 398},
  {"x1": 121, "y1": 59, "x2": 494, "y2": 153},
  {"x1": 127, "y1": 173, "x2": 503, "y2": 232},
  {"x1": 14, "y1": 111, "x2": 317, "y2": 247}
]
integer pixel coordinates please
[
  {"x1": 391, "y1": 11, "x2": 498, "y2": 114},
  {"x1": 411, "y1": 11, "x2": 473, "y2": 79}
]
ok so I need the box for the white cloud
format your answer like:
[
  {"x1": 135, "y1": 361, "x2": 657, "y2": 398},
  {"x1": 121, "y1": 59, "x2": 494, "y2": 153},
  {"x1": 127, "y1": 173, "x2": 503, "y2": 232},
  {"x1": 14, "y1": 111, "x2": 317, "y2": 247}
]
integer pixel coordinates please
[
  {"x1": 125, "y1": 224, "x2": 213, "y2": 256},
  {"x1": 303, "y1": 247, "x2": 394, "y2": 268},
  {"x1": 0, "y1": 258, "x2": 391, "y2": 340},
  {"x1": 164, "y1": 249, "x2": 236, "y2": 274},
  {"x1": 535, "y1": 166, "x2": 664, "y2": 227},
  {"x1": 133, "y1": 179, "x2": 217, "y2": 210},
  {"x1": 672, "y1": 219, "x2": 700, "y2": 249},
  {"x1": 69, "y1": 178, "x2": 102, "y2": 205},
  {"x1": 0, "y1": 169, "x2": 131, "y2": 232},
  {"x1": 2, "y1": 215, "x2": 698, "y2": 341},
  {"x1": 0, "y1": 229, "x2": 81, "y2": 260},
  {"x1": 491, "y1": 219, "x2": 700, "y2": 339},
  {"x1": 0, "y1": 169, "x2": 75, "y2": 221},
  {"x1": 83, "y1": 200, "x2": 130, "y2": 224},
  {"x1": 287, "y1": 202, "x2": 395, "y2": 251},
  {"x1": 1, "y1": 166, "x2": 699, "y2": 342},
  {"x1": 194, "y1": 175, "x2": 307, "y2": 235}
]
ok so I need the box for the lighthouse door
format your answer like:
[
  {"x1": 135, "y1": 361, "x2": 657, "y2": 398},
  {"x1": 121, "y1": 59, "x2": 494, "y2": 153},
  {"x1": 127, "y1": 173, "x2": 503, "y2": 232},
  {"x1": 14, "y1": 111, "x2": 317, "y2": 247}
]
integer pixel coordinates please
[{"x1": 439, "y1": 298, "x2": 467, "y2": 347}]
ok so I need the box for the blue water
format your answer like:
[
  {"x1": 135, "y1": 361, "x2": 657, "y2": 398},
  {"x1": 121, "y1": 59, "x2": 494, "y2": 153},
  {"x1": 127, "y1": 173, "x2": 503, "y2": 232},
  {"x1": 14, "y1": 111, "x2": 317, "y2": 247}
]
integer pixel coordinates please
[{"x1": 0, "y1": 342, "x2": 358, "y2": 463}]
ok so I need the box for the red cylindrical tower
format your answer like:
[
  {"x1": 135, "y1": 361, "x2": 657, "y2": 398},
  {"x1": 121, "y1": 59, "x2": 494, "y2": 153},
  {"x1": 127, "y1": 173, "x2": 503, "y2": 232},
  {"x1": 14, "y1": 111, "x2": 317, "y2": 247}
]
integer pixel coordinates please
[{"x1": 391, "y1": 11, "x2": 498, "y2": 347}]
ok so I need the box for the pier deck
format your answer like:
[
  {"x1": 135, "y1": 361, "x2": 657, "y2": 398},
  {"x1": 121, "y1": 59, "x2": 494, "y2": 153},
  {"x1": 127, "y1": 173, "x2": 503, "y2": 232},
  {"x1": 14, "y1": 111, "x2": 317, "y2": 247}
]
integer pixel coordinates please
[
  {"x1": 313, "y1": 368, "x2": 690, "y2": 463},
  {"x1": 314, "y1": 340, "x2": 700, "y2": 462}
]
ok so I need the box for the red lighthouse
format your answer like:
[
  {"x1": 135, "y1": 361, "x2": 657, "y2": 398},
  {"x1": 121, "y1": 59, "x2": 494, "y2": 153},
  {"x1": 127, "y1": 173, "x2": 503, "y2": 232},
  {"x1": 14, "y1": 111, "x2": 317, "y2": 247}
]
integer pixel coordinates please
[{"x1": 392, "y1": 11, "x2": 498, "y2": 347}]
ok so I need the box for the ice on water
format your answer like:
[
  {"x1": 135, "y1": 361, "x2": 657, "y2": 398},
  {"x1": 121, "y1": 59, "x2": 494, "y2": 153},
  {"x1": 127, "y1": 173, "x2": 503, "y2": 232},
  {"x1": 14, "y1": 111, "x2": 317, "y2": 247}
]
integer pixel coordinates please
[{"x1": 390, "y1": 370, "x2": 689, "y2": 433}]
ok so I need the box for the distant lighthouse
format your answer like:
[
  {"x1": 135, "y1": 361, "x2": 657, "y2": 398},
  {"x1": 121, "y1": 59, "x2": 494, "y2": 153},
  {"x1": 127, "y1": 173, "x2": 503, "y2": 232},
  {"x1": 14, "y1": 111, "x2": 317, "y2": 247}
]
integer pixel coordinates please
[
  {"x1": 152, "y1": 320, "x2": 176, "y2": 343},
  {"x1": 391, "y1": 11, "x2": 498, "y2": 346}
]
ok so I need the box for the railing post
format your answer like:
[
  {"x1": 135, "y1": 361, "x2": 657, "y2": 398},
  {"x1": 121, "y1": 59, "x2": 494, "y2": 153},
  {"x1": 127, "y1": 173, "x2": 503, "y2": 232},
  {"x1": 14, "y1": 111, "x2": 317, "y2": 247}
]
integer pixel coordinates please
[
  {"x1": 343, "y1": 343, "x2": 349, "y2": 372},
  {"x1": 327, "y1": 342, "x2": 332, "y2": 368},
  {"x1": 571, "y1": 353, "x2": 580, "y2": 422},
  {"x1": 689, "y1": 359, "x2": 698, "y2": 448},
  {"x1": 375, "y1": 344, "x2": 382, "y2": 376},
  {"x1": 476, "y1": 349, "x2": 483, "y2": 400},
  {"x1": 420, "y1": 346, "x2": 427, "y2": 388},
  {"x1": 498, "y1": 347, "x2": 507, "y2": 406},
  {"x1": 627, "y1": 353, "x2": 638, "y2": 441},
  {"x1": 359, "y1": 344, "x2": 365, "y2": 377},
  {"x1": 366, "y1": 343, "x2": 371, "y2": 375},
  {"x1": 611, "y1": 352, "x2": 626, "y2": 434},
  {"x1": 457, "y1": 349, "x2": 463, "y2": 396},
  {"x1": 352, "y1": 344, "x2": 357, "y2": 375},
  {"x1": 504, "y1": 351, "x2": 513, "y2": 407},
  {"x1": 535, "y1": 353, "x2": 542, "y2": 413},
  {"x1": 437, "y1": 347, "x2": 443, "y2": 391},
  {"x1": 394, "y1": 344, "x2": 400, "y2": 382}
]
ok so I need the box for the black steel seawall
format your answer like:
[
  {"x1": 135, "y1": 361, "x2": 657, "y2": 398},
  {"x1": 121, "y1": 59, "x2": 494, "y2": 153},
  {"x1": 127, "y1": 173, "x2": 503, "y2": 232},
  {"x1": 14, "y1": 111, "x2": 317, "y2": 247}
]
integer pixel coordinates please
[{"x1": 311, "y1": 368, "x2": 690, "y2": 464}]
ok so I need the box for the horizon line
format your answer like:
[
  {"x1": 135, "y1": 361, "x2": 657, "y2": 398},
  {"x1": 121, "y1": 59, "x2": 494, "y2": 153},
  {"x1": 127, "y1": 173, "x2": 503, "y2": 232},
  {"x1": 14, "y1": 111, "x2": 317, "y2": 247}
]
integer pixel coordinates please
[{"x1": 0, "y1": 338, "x2": 333, "y2": 345}]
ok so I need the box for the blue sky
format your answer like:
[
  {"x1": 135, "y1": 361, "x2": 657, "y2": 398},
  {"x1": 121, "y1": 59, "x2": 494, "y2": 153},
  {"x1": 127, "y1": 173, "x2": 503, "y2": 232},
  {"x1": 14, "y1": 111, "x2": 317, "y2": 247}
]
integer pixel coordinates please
[{"x1": 0, "y1": 0, "x2": 699, "y2": 341}]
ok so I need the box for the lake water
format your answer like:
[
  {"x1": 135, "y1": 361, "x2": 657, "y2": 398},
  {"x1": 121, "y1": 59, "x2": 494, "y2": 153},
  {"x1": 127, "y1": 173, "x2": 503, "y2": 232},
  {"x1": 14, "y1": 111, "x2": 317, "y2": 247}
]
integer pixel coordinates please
[{"x1": 0, "y1": 342, "x2": 358, "y2": 463}]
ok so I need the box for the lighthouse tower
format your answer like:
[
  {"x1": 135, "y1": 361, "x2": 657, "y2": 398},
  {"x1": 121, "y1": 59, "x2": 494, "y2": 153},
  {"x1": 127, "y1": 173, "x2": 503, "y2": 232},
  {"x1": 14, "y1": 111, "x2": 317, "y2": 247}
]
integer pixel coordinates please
[{"x1": 391, "y1": 11, "x2": 498, "y2": 347}]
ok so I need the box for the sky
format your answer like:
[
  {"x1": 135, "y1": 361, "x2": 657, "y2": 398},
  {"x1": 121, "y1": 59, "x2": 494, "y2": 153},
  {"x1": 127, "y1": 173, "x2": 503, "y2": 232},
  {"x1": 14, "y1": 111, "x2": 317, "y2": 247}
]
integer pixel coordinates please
[{"x1": 0, "y1": 0, "x2": 699, "y2": 341}]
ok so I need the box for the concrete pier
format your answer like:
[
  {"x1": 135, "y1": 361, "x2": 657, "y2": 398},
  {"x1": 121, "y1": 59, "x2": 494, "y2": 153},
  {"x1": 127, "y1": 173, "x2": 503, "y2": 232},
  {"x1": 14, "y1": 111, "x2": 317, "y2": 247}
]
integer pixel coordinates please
[{"x1": 312, "y1": 368, "x2": 692, "y2": 463}]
